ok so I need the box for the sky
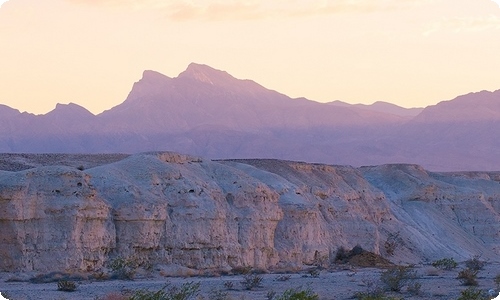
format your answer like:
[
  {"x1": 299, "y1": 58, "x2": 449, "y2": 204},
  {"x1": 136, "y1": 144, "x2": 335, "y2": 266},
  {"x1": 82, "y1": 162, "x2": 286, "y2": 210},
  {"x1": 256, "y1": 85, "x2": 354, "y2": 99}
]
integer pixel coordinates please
[{"x1": 0, "y1": 0, "x2": 499, "y2": 115}]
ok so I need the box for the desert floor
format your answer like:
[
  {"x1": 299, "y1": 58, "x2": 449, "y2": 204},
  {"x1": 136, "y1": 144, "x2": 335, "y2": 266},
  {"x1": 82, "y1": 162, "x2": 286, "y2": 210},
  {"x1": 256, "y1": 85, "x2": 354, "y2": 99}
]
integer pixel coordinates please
[{"x1": 1, "y1": 263, "x2": 499, "y2": 300}]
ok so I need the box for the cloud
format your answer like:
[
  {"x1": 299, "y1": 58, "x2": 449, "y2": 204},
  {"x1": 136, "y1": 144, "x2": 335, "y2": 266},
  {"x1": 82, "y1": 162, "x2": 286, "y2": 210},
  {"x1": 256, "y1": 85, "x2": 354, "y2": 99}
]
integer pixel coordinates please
[
  {"x1": 64, "y1": 0, "x2": 434, "y2": 21},
  {"x1": 492, "y1": 0, "x2": 500, "y2": 8},
  {"x1": 424, "y1": 15, "x2": 500, "y2": 35},
  {"x1": 0, "y1": 0, "x2": 10, "y2": 8}
]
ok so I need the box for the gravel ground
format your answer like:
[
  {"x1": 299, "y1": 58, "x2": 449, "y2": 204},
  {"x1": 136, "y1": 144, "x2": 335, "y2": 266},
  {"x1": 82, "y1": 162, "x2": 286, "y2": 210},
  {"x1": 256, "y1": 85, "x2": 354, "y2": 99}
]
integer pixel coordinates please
[{"x1": 1, "y1": 264, "x2": 499, "y2": 300}]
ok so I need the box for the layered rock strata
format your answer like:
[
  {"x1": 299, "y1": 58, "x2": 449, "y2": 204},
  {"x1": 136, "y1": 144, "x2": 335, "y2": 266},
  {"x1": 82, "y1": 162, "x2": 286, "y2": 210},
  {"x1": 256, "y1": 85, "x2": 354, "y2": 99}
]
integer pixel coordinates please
[{"x1": 0, "y1": 152, "x2": 499, "y2": 273}]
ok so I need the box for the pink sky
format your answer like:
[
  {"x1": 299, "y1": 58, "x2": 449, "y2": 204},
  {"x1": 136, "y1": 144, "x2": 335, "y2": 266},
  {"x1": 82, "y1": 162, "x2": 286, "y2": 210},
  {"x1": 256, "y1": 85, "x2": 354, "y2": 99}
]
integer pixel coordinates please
[{"x1": 0, "y1": 0, "x2": 499, "y2": 114}]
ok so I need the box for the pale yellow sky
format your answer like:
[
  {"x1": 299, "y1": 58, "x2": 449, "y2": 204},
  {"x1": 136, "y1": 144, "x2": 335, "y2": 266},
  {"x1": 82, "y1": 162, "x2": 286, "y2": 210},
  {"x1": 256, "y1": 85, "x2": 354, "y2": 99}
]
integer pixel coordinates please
[{"x1": 0, "y1": 0, "x2": 499, "y2": 115}]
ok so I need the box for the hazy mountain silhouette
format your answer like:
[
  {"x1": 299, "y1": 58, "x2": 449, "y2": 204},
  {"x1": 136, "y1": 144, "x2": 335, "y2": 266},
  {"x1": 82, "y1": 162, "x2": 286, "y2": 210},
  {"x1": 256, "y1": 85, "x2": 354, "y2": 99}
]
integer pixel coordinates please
[
  {"x1": 329, "y1": 100, "x2": 423, "y2": 118},
  {"x1": 0, "y1": 63, "x2": 499, "y2": 171}
]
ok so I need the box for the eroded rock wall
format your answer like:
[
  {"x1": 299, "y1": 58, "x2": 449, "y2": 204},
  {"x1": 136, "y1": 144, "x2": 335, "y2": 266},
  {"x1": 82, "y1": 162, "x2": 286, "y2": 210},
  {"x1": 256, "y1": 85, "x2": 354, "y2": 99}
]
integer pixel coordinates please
[{"x1": 0, "y1": 153, "x2": 499, "y2": 273}]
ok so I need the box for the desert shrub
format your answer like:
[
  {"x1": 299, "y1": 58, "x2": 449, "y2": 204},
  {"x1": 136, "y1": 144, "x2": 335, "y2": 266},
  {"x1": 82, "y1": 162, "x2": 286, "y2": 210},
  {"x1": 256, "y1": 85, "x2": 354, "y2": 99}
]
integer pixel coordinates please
[
  {"x1": 207, "y1": 288, "x2": 230, "y2": 300},
  {"x1": 240, "y1": 273, "x2": 263, "y2": 290},
  {"x1": 406, "y1": 282, "x2": 421, "y2": 295},
  {"x1": 335, "y1": 245, "x2": 363, "y2": 263},
  {"x1": 308, "y1": 268, "x2": 320, "y2": 278},
  {"x1": 0, "y1": 292, "x2": 13, "y2": 299},
  {"x1": 457, "y1": 268, "x2": 479, "y2": 286},
  {"x1": 495, "y1": 273, "x2": 500, "y2": 289},
  {"x1": 354, "y1": 291, "x2": 401, "y2": 300},
  {"x1": 457, "y1": 287, "x2": 488, "y2": 300},
  {"x1": 466, "y1": 256, "x2": 485, "y2": 271},
  {"x1": 275, "y1": 274, "x2": 291, "y2": 281},
  {"x1": 231, "y1": 266, "x2": 252, "y2": 275},
  {"x1": 432, "y1": 258, "x2": 458, "y2": 270},
  {"x1": 128, "y1": 282, "x2": 200, "y2": 300},
  {"x1": 267, "y1": 291, "x2": 277, "y2": 300},
  {"x1": 380, "y1": 266, "x2": 417, "y2": 292},
  {"x1": 335, "y1": 246, "x2": 349, "y2": 262},
  {"x1": 223, "y1": 281, "x2": 234, "y2": 290},
  {"x1": 384, "y1": 232, "x2": 400, "y2": 257},
  {"x1": 109, "y1": 257, "x2": 140, "y2": 280},
  {"x1": 57, "y1": 280, "x2": 77, "y2": 292},
  {"x1": 97, "y1": 292, "x2": 128, "y2": 300},
  {"x1": 269, "y1": 287, "x2": 319, "y2": 300}
]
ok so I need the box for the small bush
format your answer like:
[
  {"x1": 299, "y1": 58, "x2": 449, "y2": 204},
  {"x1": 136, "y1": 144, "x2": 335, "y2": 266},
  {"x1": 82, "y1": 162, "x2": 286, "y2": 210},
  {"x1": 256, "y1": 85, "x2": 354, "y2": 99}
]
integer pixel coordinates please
[
  {"x1": 271, "y1": 287, "x2": 319, "y2": 300},
  {"x1": 354, "y1": 291, "x2": 400, "y2": 300},
  {"x1": 57, "y1": 280, "x2": 77, "y2": 292},
  {"x1": 406, "y1": 282, "x2": 421, "y2": 296},
  {"x1": 275, "y1": 274, "x2": 291, "y2": 281},
  {"x1": 97, "y1": 292, "x2": 128, "y2": 300},
  {"x1": 128, "y1": 282, "x2": 200, "y2": 300},
  {"x1": 384, "y1": 232, "x2": 400, "y2": 257},
  {"x1": 207, "y1": 288, "x2": 230, "y2": 300},
  {"x1": 267, "y1": 291, "x2": 277, "y2": 300},
  {"x1": 308, "y1": 268, "x2": 320, "y2": 278},
  {"x1": 335, "y1": 245, "x2": 363, "y2": 263},
  {"x1": 495, "y1": 273, "x2": 500, "y2": 289},
  {"x1": 466, "y1": 256, "x2": 485, "y2": 271},
  {"x1": 457, "y1": 268, "x2": 479, "y2": 286},
  {"x1": 223, "y1": 281, "x2": 234, "y2": 290},
  {"x1": 432, "y1": 258, "x2": 458, "y2": 270},
  {"x1": 335, "y1": 246, "x2": 349, "y2": 262},
  {"x1": 457, "y1": 287, "x2": 488, "y2": 300},
  {"x1": 231, "y1": 266, "x2": 252, "y2": 275},
  {"x1": 108, "y1": 257, "x2": 139, "y2": 280},
  {"x1": 380, "y1": 266, "x2": 417, "y2": 292},
  {"x1": 240, "y1": 273, "x2": 263, "y2": 290}
]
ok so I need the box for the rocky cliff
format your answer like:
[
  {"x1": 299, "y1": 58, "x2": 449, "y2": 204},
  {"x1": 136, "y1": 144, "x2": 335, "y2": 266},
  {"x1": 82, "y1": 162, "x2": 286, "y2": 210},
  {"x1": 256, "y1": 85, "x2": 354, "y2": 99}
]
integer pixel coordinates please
[{"x1": 0, "y1": 152, "x2": 499, "y2": 274}]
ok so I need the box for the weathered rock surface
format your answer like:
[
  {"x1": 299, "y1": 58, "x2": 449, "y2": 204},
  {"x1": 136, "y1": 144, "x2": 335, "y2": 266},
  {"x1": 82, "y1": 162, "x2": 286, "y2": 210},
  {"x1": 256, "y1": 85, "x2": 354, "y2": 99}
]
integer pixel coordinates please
[{"x1": 0, "y1": 152, "x2": 499, "y2": 274}]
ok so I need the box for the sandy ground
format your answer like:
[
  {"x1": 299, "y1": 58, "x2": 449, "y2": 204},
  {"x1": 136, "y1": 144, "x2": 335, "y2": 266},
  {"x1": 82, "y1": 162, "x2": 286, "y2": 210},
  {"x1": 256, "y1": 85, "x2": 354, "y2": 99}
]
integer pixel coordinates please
[{"x1": 1, "y1": 263, "x2": 499, "y2": 300}]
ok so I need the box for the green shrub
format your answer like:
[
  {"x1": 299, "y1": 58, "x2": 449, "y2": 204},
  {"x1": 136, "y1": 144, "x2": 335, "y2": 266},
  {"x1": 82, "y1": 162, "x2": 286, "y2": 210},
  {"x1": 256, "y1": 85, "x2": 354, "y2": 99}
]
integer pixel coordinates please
[
  {"x1": 380, "y1": 266, "x2": 417, "y2": 292},
  {"x1": 354, "y1": 291, "x2": 401, "y2": 300},
  {"x1": 494, "y1": 273, "x2": 500, "y2": 289},
  {"x1": 223, "y1": 281, "x2": 234, "y2": 290},
  {"x1": 240, "y1": 273, "x2": 263, "y2": 290},
  {"x1": 128, "y1": 282, "x2": 200, "y2": 300},
  {"x1": 406, "y1": 282, "x2": 422, "y2": 295},
  {"x1": 207, "y1": 288, "x2": 230, "y2": 300},
  {"x1": 457, "y1": 268, "x2": 479, "y2": 286},
  {"x1": 384, "y1": 232, "x2": 400, "y2": 257},
  {"x1": 275, "y1": 274, "x2": 291, "y2": 281},
  {"x1": 270, "y1": 287, "x2": 319, "y2": 300},
  {"x1": 308, "y1": 268, "x2": 320, "y2": 278},
  {"x1": 57, "y1": 280, "x2": 77, "y2": 292},
  {"x1": 466, "y1": 256, "x2": 485, "y2": 271},
  {"x1": 457, "y1": 287, "x2": 488, "y2": 300},
  {"x1": 109, "y1": 256, "x2": 139, "y2": 280},
  {"x1": 432, "y1": 258, "x2": 458, "y2": 270}
]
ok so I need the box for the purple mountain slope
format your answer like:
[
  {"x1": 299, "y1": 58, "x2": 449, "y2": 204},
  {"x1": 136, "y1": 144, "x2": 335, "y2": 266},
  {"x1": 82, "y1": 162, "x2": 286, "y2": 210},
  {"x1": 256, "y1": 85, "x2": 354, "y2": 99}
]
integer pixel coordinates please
[
  {"x1": 412, "y1": 90, "x2": 500, "y2": 123},
  {"x1": 98, "y1": 63, "x2": 404, "y2": 134},
  {"x1": 0, "y1": 63, "x2": 499, "y2": 171},
  {"x1": 329, "y1": 100, "x2": 423, "y2": 118}
]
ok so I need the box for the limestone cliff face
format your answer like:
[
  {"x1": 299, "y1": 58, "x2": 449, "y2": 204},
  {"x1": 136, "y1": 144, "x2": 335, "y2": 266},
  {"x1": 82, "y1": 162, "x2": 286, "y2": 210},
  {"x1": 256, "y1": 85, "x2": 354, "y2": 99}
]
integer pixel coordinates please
[{"x1": 0, "y1": 153, "x2": 499, "y2": 273}]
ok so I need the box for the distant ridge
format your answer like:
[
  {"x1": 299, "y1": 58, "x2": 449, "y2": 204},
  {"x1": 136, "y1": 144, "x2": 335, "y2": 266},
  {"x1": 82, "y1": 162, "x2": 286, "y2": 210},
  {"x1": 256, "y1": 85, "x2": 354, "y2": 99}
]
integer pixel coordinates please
[{"x1": 0, "y1": 63, "x2": 499, "y2": 171}]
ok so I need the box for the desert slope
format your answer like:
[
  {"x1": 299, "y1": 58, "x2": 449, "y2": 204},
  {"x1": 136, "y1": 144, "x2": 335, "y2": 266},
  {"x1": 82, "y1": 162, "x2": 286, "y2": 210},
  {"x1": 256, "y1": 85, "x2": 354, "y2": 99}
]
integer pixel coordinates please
[{"x1": 0, "y1": 152, "x2": 499, "y2": 274}]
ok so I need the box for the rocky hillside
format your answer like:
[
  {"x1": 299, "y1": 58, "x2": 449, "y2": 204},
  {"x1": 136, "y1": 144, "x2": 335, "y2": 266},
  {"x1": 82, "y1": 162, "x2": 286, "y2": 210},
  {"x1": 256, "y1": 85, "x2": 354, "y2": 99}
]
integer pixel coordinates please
[{"x1": 0, "y1": 152, "x2": 499, "y2": 274}]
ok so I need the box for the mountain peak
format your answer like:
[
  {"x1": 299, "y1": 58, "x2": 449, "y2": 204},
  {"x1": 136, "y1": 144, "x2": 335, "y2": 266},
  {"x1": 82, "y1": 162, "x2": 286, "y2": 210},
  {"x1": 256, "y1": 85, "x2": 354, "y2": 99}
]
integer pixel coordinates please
[
  {"x1": 177, "y1": 63, "x2": 236, "y2": 85},
  {"x1": 141, "y1": 70, "x2": 172, "y2": 83},
  {"x1": 48, "y1": 103, "x2": 94, "y2": 117}
]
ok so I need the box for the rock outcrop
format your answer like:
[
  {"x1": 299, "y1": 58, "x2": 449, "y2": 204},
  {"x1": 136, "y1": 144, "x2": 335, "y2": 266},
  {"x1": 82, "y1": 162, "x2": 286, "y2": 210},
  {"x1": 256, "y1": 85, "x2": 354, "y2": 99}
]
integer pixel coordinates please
[{"x1": 0, "y1": 152, "x2": 499, "y2": 274}]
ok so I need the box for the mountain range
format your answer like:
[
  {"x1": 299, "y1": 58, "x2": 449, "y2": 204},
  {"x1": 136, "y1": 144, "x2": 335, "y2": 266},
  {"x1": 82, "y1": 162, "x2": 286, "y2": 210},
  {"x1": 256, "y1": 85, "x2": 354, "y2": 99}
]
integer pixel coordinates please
[{"x1": 1, "y1": 63, "x2": 499, "y2": 171}]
